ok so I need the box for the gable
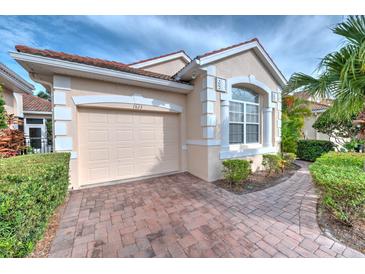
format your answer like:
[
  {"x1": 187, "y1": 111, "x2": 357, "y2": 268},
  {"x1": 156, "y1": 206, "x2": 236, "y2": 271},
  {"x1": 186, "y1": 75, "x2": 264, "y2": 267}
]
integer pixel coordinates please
[
  {"x1": 212, "y1": 49, "x2": 281, "y2": 91},
  {"x1": 141, "y1": 58, "x2": 188, "y2": 76}
]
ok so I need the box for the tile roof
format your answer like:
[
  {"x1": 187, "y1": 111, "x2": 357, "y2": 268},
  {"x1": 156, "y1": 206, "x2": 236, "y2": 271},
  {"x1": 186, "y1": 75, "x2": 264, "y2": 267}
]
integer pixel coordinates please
[
  {"x1": 310, "y1": 101, "x2": 329, "y2": 112},
  {"x1": 15, "y1": 45, "x2": 189, "y2": 84},
  {"x1": 128, "y1": 50, "x2": 189, "y2": 66},
  {"x1": 23, "y1": 94, "x2": 52, "y2": 112},
  {"x1": 196, "y1": 38, "x2": 259, "y2": 59},
  {"x1": 293, "y1": 91, "x2": 332, "y2": 112}
]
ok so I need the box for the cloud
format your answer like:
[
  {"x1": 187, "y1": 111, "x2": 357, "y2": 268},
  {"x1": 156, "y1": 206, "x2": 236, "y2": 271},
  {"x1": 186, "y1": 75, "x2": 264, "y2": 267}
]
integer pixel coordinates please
[
  {"x1": 260, "y1": 16, "x2": 343, "y2": 77},
  {"x1": 0, "y1": 15, "x2": 346, "y2": 92},
  {"x1": 84, "y1": 16, "x2": 243, "y2": 63}
]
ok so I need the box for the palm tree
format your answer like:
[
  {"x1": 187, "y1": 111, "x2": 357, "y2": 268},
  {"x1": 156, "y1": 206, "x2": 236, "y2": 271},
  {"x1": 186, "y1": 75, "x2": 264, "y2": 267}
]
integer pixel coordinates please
[{"x1": 285, "y1": 16, "x2": 365, "y2": 120}]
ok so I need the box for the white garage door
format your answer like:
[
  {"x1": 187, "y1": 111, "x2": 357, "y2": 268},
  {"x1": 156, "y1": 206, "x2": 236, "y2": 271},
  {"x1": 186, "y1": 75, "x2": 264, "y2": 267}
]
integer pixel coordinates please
[{"x1": 78, "y1": 107, "x2": 180, "y2": 186}]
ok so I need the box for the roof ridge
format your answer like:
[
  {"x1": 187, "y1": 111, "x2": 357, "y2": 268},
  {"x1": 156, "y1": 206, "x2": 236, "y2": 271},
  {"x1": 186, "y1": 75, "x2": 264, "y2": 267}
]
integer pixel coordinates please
[
  {"x1": 196, "y1": 38, "x2": 259, "y2": 59},
  {"x1": 128, "y1": 50, "x2": 190, "y2": 66}
]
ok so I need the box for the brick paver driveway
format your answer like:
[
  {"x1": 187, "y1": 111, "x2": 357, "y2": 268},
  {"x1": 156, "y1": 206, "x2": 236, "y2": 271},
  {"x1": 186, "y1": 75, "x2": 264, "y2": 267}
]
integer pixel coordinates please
[{"x1": 49, "y1": 161, "x2": 364, "y2": 258}]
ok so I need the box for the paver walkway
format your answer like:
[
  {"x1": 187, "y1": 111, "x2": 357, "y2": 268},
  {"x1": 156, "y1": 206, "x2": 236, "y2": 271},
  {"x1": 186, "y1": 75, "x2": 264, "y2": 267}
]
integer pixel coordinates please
[{"x1": 49, "y1": 161, "x2": 364, "y2": 258}]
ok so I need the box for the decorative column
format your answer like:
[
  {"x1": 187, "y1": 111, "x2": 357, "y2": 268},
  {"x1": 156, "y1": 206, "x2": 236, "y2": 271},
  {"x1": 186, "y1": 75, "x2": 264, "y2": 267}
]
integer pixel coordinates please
[
  {"x1": 200, "y1": 66, "x2": 217, "y2": 140},
  {"x1": 263, "y1": 107, "x2": 273, "y2": 147},
  {"x1": 53, "y1": 75, "x2": 73, "y2": 154},
  {"x1": 220, "y1": 98, "x2": 230, "y2": 151}
]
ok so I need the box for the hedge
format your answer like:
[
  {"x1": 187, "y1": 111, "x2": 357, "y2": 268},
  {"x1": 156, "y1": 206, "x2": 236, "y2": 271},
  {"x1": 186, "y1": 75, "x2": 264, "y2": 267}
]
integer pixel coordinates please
[
  {"x1": 310, "y1": 152, "x2": 365, "y2": 224},
  {"x1": 297, "y1": 139, "x2": 334, "y2": 161},
  {"x1": 0, "y1": 153, "x2": 70, "y2": 257}
]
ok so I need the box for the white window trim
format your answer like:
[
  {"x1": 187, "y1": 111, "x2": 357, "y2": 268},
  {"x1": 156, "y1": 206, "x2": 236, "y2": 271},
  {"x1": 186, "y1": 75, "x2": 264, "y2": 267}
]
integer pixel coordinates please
[{"x1": 229, "y1": 90, "x2": 260, "y2": 145}]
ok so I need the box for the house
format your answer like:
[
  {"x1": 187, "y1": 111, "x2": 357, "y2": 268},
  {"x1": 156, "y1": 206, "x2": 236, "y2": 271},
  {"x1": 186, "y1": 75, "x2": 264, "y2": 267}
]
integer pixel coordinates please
[
  {"x1": 0, "y1": 62, "x2": 34, "y2": 128},
  {"x1": 11, "y1": 38, "x2": 286, "y2": 189},
  {"x1": 22, "y1": 94, "x2": 52, "y2": 152},
  {"x1": 0, "y1": 63, "x2": 52, "y2": 151},
  {"x1": 293, "y1": 91, "x2": 334, "y2": 141}
]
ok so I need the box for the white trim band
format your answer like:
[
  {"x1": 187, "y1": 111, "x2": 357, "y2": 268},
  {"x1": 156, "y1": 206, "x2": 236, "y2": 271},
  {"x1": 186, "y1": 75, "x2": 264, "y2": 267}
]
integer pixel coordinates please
[
  {"x1": 186, "y1": 139, "x2": 221, "y2": 146},
  {"x1": 72, "y1": 94, "x2": 183, "y2": 113},
  {"x1": 220, "y1": 146, "x2": 278, "y2": 159}
]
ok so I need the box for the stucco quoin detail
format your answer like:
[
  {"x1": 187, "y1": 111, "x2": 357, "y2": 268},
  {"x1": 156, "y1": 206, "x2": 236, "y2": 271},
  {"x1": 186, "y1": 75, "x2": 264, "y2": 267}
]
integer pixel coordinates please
[
  {"x1": 72, "y1": 94, "x2": 183, "y2": 113},
  {"x1": 200, "y1": 65, "x2": 216, "y2": 139}
]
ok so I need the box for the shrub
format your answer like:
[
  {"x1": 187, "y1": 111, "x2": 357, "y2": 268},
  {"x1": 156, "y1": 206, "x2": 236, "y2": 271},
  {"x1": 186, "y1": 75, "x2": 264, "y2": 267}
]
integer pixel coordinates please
[
  {"x1": 310, "y1": 152, "x2": 365, "y2": 225},
  {"x1": 282, "y1": 152, "x2": 296, "y2": 167},
  {"x1": 222, "y1": 159, "x2": 251, "y2": 185},
  {"x1": 262, "y1": 154, "x2": 284, "y2": 174},
  {"x1": 297, "y1": 139, "x2": 334, "y2": 161},
  {"x1": 0, "y1": 153, "x2": 70, "y2": 257}
]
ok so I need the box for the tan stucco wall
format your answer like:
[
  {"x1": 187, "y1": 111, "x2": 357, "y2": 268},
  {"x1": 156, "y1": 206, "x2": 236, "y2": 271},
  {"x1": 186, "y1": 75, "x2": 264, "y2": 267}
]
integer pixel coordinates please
[
  {"x1": 141, "y1": 58, "x2": 188, "y2": 76},
  {"x1": 188, "y1": 48, "x2": 283, "y2": 182},
  {"x1": 214, "y1": 50, "x2": 279, "y2": 91},
  {"x1": 303, "y1": 114, "x2": 330, "y2": 141},
  {"x1": 2, "y1": 87, "x2": 15, "y2": 115},
  {"x1": 58, "y1": 76, "x2": 188, "y2": 188}
]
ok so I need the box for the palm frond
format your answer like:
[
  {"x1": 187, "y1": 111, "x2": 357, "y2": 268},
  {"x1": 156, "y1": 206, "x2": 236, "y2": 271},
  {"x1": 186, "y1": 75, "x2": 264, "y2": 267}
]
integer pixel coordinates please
[
  {"x1": 332, "y1": 15, "x2": 365, "y2": 46},
  {"x1": 285, "y1": 72, "x2": 335, "y2": 99}
]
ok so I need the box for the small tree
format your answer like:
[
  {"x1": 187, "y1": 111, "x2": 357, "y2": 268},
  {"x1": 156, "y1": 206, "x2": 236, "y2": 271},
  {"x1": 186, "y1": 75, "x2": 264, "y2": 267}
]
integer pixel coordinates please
[
  {"x1": 281, "y1": 96, "x2": 311, "y2": 153},
  {"x1": 0, "y1": 85, "x2": 7, "y2": 129},
  {"x1": 312, "y1": 108, "x2": 359, "y2": 146},
  {"x1": 36, "y1": 91, "x2": 51, "y2": 101}
]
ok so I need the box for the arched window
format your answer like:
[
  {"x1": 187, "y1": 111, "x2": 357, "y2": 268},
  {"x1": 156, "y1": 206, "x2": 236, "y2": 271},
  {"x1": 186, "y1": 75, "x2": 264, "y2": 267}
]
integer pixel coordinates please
[{"x1": 229, "y1": 87, "x2": 260, "y2": 144}]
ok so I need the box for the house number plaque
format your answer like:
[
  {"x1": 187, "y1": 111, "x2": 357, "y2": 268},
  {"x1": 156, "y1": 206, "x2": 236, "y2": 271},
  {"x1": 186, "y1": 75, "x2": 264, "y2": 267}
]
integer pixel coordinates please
[
  {"x1": 216, "y1": 77, "x2": 227, "y2": 92},
  {"x1": 133, "y1": 104, "x2": 143, "y2": 110}
]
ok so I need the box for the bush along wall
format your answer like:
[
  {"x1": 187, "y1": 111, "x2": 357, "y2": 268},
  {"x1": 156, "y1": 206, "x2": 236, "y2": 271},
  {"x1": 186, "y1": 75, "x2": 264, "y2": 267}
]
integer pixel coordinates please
[
  {"x1": 297, "y1": 139, "x2": 334, "y2": 161},
  {"x1": 310, "y1": 152, "x2": 365, "y2": 225},
  {"x1": 0, "y1": 153, "x2": 70, "y2": 258}
]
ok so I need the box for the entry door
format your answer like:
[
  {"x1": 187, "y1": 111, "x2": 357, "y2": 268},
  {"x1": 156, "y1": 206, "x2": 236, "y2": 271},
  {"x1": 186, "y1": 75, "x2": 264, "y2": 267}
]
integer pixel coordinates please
[
  {"x1": 29, "y1": 127, "x2": 42, "y2": 149},
  {"x1": 78, "y1": 107, "x2": 180, "y2": 186}
]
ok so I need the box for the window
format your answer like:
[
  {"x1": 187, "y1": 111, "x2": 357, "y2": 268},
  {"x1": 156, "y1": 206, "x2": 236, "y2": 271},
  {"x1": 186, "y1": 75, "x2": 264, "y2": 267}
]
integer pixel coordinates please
[
  {"x1": 26, "y1": 118, "x2": 43, "y2": 124},
  {"x1": 229, "y1": 87, "x2": 260, "y2": 144}
]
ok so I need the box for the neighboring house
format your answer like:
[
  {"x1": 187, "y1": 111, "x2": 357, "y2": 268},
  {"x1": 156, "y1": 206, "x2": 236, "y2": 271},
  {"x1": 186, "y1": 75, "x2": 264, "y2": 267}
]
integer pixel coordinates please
[
  {"x1": 23, "y1": 94, "x2": 52, "y2": 152},
  {"x1": 0, "y1": 62, "x2": 52, "y2": 152},
  {"x1": 293, "y1": 91, "x2": 347, "y2": 146},
  {"x1": 0, "y1": 62, "x2": 34, "y2": 128},
  {"x1": 12, "y1": 38, "x2": 286, "y2": 189}
]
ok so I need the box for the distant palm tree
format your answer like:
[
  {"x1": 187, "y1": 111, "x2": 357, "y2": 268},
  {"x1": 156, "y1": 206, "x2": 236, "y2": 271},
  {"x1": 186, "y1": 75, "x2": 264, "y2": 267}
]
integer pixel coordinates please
[
  {"x1": 285, "y1": 16, "x2": 365, "y2": 119},
  {"x1": 36, "y1": 91, "x2": 50, "y2": 101}
]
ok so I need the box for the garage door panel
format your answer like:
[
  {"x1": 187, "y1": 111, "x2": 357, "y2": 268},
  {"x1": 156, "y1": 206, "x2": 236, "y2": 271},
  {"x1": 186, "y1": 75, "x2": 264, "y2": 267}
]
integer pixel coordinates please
[
  {"x1": 88, "y1": 150, "x2": 109, "y2": 161},
  {"x1": 116, "y1": 130, "x2": 133, "y2": 141},
  {"x1": 78, "y1": 107, "x2": 180, "y2": 185}
]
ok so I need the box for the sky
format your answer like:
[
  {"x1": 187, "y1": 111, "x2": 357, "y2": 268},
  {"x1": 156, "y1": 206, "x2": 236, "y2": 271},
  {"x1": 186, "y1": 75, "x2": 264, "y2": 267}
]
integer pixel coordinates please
[{"x1": 0, "y1": 15, "x2": 345, "y2": 93}]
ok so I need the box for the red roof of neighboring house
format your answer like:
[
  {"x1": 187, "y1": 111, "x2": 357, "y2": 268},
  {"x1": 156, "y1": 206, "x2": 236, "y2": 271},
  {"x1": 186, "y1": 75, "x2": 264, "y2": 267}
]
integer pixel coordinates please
[
  {"x1": 23, "y1": 94, "x2": 52, "y2": 112},
  {"x1": 293, "y1": 91, "x2": 332, "y2": 112},
  {"x1": 310, "y1": 101, "x2": 329, "y2": 112},
  {"x1": 15, "y1": 45, "x2": 188, "y2": 83},
  {"x1": 128, "y1": 50, "x2": 189, "y2": 66}
]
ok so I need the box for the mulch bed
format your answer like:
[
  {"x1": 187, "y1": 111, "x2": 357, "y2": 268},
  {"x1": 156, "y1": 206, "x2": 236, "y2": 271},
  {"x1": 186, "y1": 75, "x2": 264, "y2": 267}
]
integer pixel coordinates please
[
  {"x1": 213, "y1": 163, "x2": 300, "y2": 195},
  {"x1": 317, "y1": 204, "x2": 365, "y2": 254},
  {"x1": 28, "y1": 196, "x2": 69, "y2": 258}
]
